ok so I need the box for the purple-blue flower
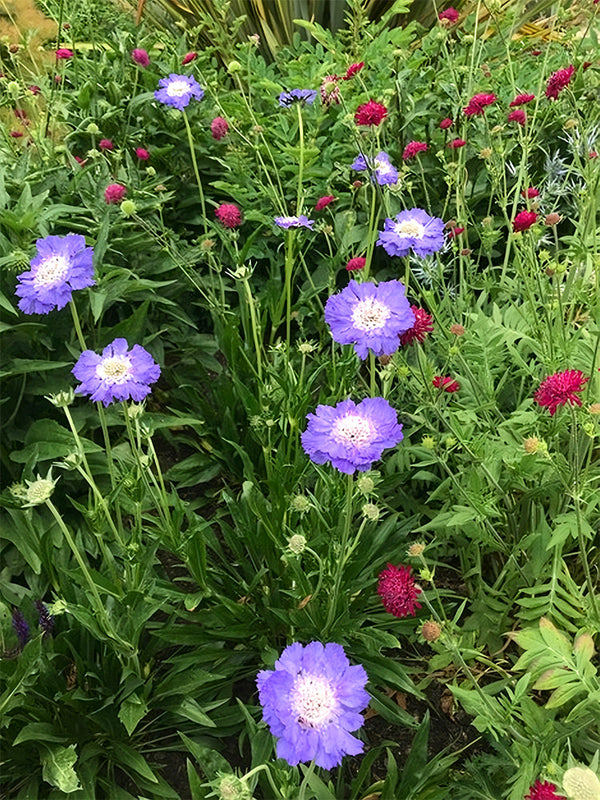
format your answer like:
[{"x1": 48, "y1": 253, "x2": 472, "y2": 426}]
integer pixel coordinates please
[
  {"x1": 301, "y1": 397, "x2": 403, "y2": 474},
  {"x1": 257, "y1": 641, "x2": 369, "y2": 770},
  {"x1": 274, "y1": 215, "x2": 315, "y2": 230},
  {"x1": 72, "y1": 338, "x2": 161, "y2": 407},
  {"x1": 12, "y1": 609, "x2": 30, "y2": 648},
  {"x1": 278, "y1": 89, "x2": 317, "y2": 107},
  {"x1": 351, "y1": 151, "x2": 398, "y2": 185},
  {"x1": 15, "y1": 234, "x2": 94, "y2": 315},
  {"x1": 377, "y1": 208, "x2": 445, "y2": 258},
  {"x1": 154, "y1": 73, "x2": 204, "y2": 109},
  {"x1": 325, "y1": 280, "x2": 415, "y2": 360}
]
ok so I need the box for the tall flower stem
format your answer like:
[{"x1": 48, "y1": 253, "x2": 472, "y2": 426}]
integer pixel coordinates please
[
  {"x1": 363, "y1": 184, "x2": 379, "y2": 281},
  {"x1": 285, "y1": 230, "x2": 295, "y2": 348},
  {"x1": 324, "y1": 474, "x2": 354, "y2": 633},
  {"x1": 183, "y1": 111, "x2": 207, "y2": 235},
  {"x1": 69, "y1": 299, "x2": 87, "y2": 352},
  {"x1": 296, "y1": 103, "x2": 305, "y2": 214}
]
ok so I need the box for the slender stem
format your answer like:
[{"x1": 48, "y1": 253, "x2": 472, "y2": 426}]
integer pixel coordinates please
[
  {"x1": 285, "y1": 230, "x2": 295, "y2": 348},
  {"x1": 183, "y1": 112, "x2": 207, "y2": 235},
  {"x1": 296, "y1": 103, "x2": 305, "y2": 214},
  {"x1": 298, "y1": 760, "x2": 315, "y2": 800},
  {"x1": 324, "y1": 474, "x2": 354, "y2": 633},
  {"x1": 363, "y1": 184, "x2": 379, "y2": 281},
  {"x1": 69, "y1": 299, "x2": 87, "y2": 351},
  {"x1": 369, "y1": 351, "x2": 376, "y2": 396}
]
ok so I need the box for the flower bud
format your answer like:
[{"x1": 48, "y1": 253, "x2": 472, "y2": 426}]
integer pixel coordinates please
[
  {"x1": 290, "y1": 495, "x2": 311, "y2": 513},
  {"x1": 362, "y1": 502, "x2": 380, "y2": 521},
  {"x1": 25, "y1": 472, "x2": 57, "y2": 505},
  {"x1": 421, "y1": 620, "x2": 442, "y2": 641},
  {"x1": 227, "y1": 60, "x2": 242, "y2": 74},
  {"x1": 356, "y1": 475, "x2": 375, "y2": 495},
  {"x1": 407, "y1": 542, "x2": 426, "y2": 557},
  {"x1": 86, "y1": 122, "x2": 100, "y2": 134},
  {"x1": 120, "y1": 199, "x2": 137, "y2": 217},
  {"x1": 287, "y1": 534, "x2": 307, "y2": 555},
  {"x1": 45, "y1": 388, "x2": 75, "y2": 407}
]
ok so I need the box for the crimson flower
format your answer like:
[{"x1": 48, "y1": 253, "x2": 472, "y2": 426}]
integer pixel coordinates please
[
  {"x1": 439, "y1": 117, "x2": 453, "y2": 129},
  {"x1": 355, "y1": 100, "x2": 387, "y2": 126},
  {"x1": 315, "y1": 195, "x2": 336, "y2": 211},
  {"x1": 448, "y1": 138, "x2": 466, "y2": 149},
  {"x1": 104, "y1": 184, "x2": 127, "y2": 204},
  {"x1": 131, "y1": 48, "x2": 150, "y2": 67},
  {"x1": 215, "y1": 203, "x2": 242, "y2": 228},
  {"x1": 508, "y1": 109, "x2": 526, "y2": 125},
  {"x1": 545, "y1": 65, "x2": 574, "y2": 100},
  {"x1": 521, "y1": 187, "x2": 539, "y2": 199},
  {"x1": 211, "y1": 116, "x2": 229, "y2": 140},
  {"x1": 510, "y1": 93, "x2": 535, "y2": 107},
  {"x1": 463, "y1": 93, "x2": 496, "y2": 116},
  {"x1": 438, "y1": 7, "x2": 459, "y2": 23},
  {"x1": 182, "y1": 51, "x2": 197, "y2": 65},
  {"x1": 399, "y1": 306, "x2": 434, "y2": 346},
  {"x1": 99, "y1": 139, "x2": 114, "y2": 151},
  {"x1": 135, "y1": 147, "x2": 150, "y2": 161},
  {"x1": 525, "y1": 779, "x2": 565, "y2": 800},
  {"x1": 378, "y1": 564, "x2": 422, "y2": 618},
  {"x1": 534, "y1": 369, "x2": 588, "y2": 416},
  {"x1": 433, "y1": 375, "x2": 460, "y2": 392},
  {"x1": 513, "y1": 210, "x2": 538, "y2": 232},
  {"x1": 344, "y1": 62, "x2": 364, "y2": 80},
  {"x1": 402, "y1": 141, "x2": 428, "y2": 160},
  {"x1": 447, "y1": 226, "x2": 465, "y2": 238},
  {"x1": 55, "y1": 48, "x2": 73, "y2": 59},
  {"x1": 346, "y1": 257, "x2": 366, "y2": 272}
]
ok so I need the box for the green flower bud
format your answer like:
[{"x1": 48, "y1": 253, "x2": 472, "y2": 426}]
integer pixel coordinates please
[
  {"x1": 120, "y1": 199, "x2": 137, "y2": 217},
  {"x1": 86, "y1": 122, "x2": 100, "y2": 134},
  {"x1": 227, "y1": 60, "x2": 242, "y2": 74}
]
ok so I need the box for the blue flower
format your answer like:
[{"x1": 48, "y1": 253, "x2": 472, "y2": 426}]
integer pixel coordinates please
[
  {"x1": 377, "y1": 208, "x2": 445, "y2": 258},
  {"x1": 72, "y1": 338, "x2": 160, "y2": 407},
  {"x1": 15, "y1": 234, "x2": 95, "y2": 315},
  {"x1": 301, "y1": 397, "x2": 403, "y2": 474},
  {"x1": 257, "y1": 642, "x2": 369, "y2": 769},
  {"x1": 278, "y1": 89, "x2": 317, "y2": 107},
  {"x1": 274, "y1": 215, "x2": 315, "y2": 230},
  {"x1": 325, "y1": 280, "x2": 415, "y2": 360},
  {"x1": 154, "y1": 73, "x2": 204, "y2": 110},
  {"x1": 351, "y1": 151, "x2": 398, "y2": 185}
]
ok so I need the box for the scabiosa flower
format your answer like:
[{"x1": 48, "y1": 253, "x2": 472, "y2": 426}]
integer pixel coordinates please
[
  {"x1": 399, "y1": 306, "x2": 434, "y2": 346},
  {"x1": 55, "y1": 48, "x2": 73, "y2": 59},
  {"x1": 346, "y1": 256, "x2": 366, "y2": 272},
  {"x1": 211, "y1": 116, "x2": 229, "y2": 140},
  {"x1": 525, "y1": 779, "x2": 565, "y2": 800},
  {"x1": 433, "y1": 375, "x2": 460, "y2": 392},
  {"x1": 182, "y1": 51, "x2": 197, "y2": 65},
  {"x1": 510, "y1": 93, "x2": 535, "y2": 106},
  {"x1": 377, "y1": 208, "x2": 445, "y2": 258},
  {"x1": 12, "y1": 609, "x2": 30, "y2": 648},
  {"x1": 513, "y1": 210, "x2": 538, "y2": 232},
  {"x1": 274, "y1": 215, "x2": 315, "y2": 230},
  {"x1": 72, "y1": 338, "x2": 161, "y2": 407},
  {"x1": 320, "y1": 75, "x2": 340, "y2": 106},
  {"x1": 315, "y1": 195, "x2": 335, "y2": 211},
  {"x1": 448, "y1": 138, "x2": 466, "y2": 149},
  {"x1": 463, "y1": 93, "x2": 496, "y2": 116},
  {"x1": 508, "y1": 109, "x2": 526, "y2": 125},
  {"x1": 131, "y1": 48, "x2": 150, "y2": 67},
  {"x1": 402, "y1": 140, "x2": 428, "y2": 160},
  {"x1": 256, "y1": 642, "x2": 369, "y2": 769},
  {"x1": 135, "y1": 147, "x2": 150, "y2": 160},
  {"x1": 16, "y1": 234, "x2": 94, "y2": 315},
  {"x1": 302, "y1": 397, "x2": 403, "y2": 473},
  {"x1": 325, "y1": 280, "x2": 415, "y2": 360},
  {"x1": 545, "y1": 65, "x2": 575, "y2": 100},
  {"x1": 155, "y1": 73, "x2": 204, "y2": 110},
  {"x1": 562, "y1": 767, "x2": 600, "y2": 800},
  {"x1": 355, "y1": 100, "x2": 387, "y2": 126},
  {"x1": 343, "y1": 62, "x2": 364, "y2": 80},
  {"x1": 278, "y1": 89, "x2": 317, "y2": 107},
  {"x1": 215, "y1": 203, "x2": 242, "y2": 228},
  {"x1": 438, "y1": 7, "x2": 459, "y2": 23},
  {"x1": 522, "y1": 187, "x2": 540, "y2": 199},
  {"x1": 104, "y1": 183, "x2": 127, "y2": 204},
  {"x1": 351, "y1": 151, "x2": 398, "y2": 186},
  {"x1": 534, "y1": 369, "x2": 588, "y2": 415},
  {"x1": 35, "y1": 600, "x2": 55, "y2": 638},
  {"x1": 439, "y1": 117, "x2": 453, "y2": 129},
  {"x1": 378, "y1": 564, "x2": 422, "y2": 618},
  {"x1": 99, "y1": 138, "x2": 113, "y2": 151},
  {"x1": 447, "y1": 226, "x2": 465, "y2": 238}
]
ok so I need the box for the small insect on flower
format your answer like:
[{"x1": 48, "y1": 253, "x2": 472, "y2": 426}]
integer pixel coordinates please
[
  {"x1": 377, "y1": 208, "x2": 445, "y2": 258},
  {"x1": 513, "y1": 210, "x2": 538, "y2": 232},
  {"x1": 354, "y1": 100, "x2": 387, "y2": 126},
  {"x1": 256, "y1": 641, "x2": 369, "y2": 769},
  {"x1": 155, "y1": 73, "x2": 204, "y2": 110},
  {"x1": 534, "y1": 369, "x2": 588, "y2": 415},
  {"x1": 378, "y1": 564, "x2": 422, "y2": 617}
]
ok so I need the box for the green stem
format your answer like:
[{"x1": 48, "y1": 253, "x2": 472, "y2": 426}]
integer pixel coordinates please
[
  {"x1": 296, "y1": 103, "x2": 305, "y2": 214},
  {"x1": 363, "y1": 183, "x2": 379, "y2": 281},
  {"x1": 69, "y1": 299, "x2": 87, "y2": 351},
  {"x1": 324, "y1": 474, "x2": 354, "y2": 633},
  {"x1": 183, "y1": 112, "x2": 207, "y2": 235}
]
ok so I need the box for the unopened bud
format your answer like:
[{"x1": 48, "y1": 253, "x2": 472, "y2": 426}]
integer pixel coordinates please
[
  {"x1": 287, "y1": 534, "x2": 307, "y2": 554},
  {"x1": 290, "y1": 495, "x2": 310, "y2": 513},
  {"x1": 362, "y1": 502, "x2": 380, "y2": 521},
  {"x1": 356, "y1": 475, "x2": 375, "y2": 495}
]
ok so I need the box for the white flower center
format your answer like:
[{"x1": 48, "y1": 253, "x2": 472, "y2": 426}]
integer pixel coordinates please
[
  {"x1": 352, "y1": 298, "x2": 391, "y2": 331},
  {"x1": 96, "y1": 356, "x2": 132, "y2": 384},
  {"x1": 33, "y1": 256, "x2": 69, "y2": 287},
  {"x1": 166, "y1": 80, "x2": 191, "y2": 98},
  {"x1": 396, "y1": 220, "x2": 424, "y2": 238},
  {"x1": 291, "y1": 672, "x2": 337, "y2": 729},
  {"x1": 333, "y1": 413, "x2": 374, "y2": 447},
  {"x1": 375, "y1": 159, "x2": 392, "y2": 175},
  {"x1": 278, "y1": 216, "x2": 298, "y2": 225}
]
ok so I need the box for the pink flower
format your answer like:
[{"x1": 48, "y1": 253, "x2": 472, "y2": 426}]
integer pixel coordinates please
[
  {"x1": 439, "y1": 117, "x2": 453, "y2": 129},
  {"x1": 510, "y1": 93, "x2": 535, "y2": 107},
  {"x1": 590, "y1": 151, "x2": 598, "y2": 159},
  {"x1": 438, "y1": 7, "x2": 459, "y2": 23},
  {"x1": 402, "y1": 140, "x2": 428, "y2": 160},
  {"x1": 315, "y1": 195, "x2": 335, "y2": 211},
  {"x1": 463, "y1": 93, "x2": 496, "y2": 116},
  {"x1": 99, "y1": 139, "x2": 114, "y2": 151},
  {"x1": 521, "y1": 187, "x2": 539, "y2": 199},
  {"x1": 29, "y1": 85, "x2": 41, "y2": 95},
  {"x1": 74, "y1": 155, "x2": 86, "y2": 166},
  {"x1": 355, "y1": 100, "x2": 387, "y2": 126},
  {"x1": 131, "y1": 48, "x2": 150, "y2": 67},
  {"x1": 320, "y1": 74, "x2": 340, "y2": 106},
  {"x1": 182, "y1": 51, "x2": 197, "y2": 65},
  {"x1": 399, "y1": 306, "x2": 434, "y2": 346},
  {"x1": 448, "y1": 226, "x2": 465, "y2": 238},
  {"x1": 343, "y1": 62, "x2": 364, "y2": 80},
  {"x1": 346, "y1": 256, "x2": 366, "y2": 272},
  {"x1": 534, "y1": 369, "x2": 588, "y2": 416},
  {"x1": 135, "y1": 147, "x2": 150, "y2": 160},
  {"x1": 211, "y1": 116, "x2": 229, "y2": 140},
  {"x1": 525, "y1": 779, "x2": 566, "y2": 800},
  {"x1": 433, "y1": 375, "x2": 460, "y2": 392},
  {"x1": 508, "y1": 109, "x2": 526, "y2": 125},
  {"x1": 104, "y1": 184, "x2": 127, "y2": 204},
  {"x1": 378, "y1": 564, "x2": 422, "y2": 618},
  {"x1": 55, "y1": 48, "x2": 73, "y2": 59},
  {"x1": 545, "y1": 65, "x2": 575, "y2": 100},
  {"x1": 215, "y1": 203, "x2": 242, "y2": 228},
  {"x1": 448, "y1": 138, "x2": 466, "y2": 149},
  {"x1": 513, "y1": 210, "x2": 538, "y2": 232}
]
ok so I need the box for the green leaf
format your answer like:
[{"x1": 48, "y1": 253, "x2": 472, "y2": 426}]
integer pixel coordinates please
[
  {"x1": 41, "y1": 745, "x2": 81, "y2": 794},
  {"x1": 118, "y1": 694, "x2": 149, "y2": 736},
  {"x1": 14, "y1": 722, "x2": 66, "y2": 746}
]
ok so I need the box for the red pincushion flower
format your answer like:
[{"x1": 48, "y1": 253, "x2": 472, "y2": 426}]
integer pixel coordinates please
[
  {"x1": 463, "y1": 93, "x2": 496, "y2": 116},
  {"x1": 346, "y1": 256, "x2": 366, "y2": 272},
  {"x1": 182, "y1": 51, "x2": 197, "y2": 65},
  {"x1": 433, "y1": 375, "x2": 460, "y2": 393},
  {"x1": 135, "y1": 147, "x2": 150, "y2": 160},
  {"x1": 534, "y1": 369, "x2": 588, "y2": 416},
  {"x1": 355, "y1": 100, "x2": 387, "y2": 126},
  {"x1": 402, "y1": 141, "x2": 428, "y2": 160},
  {"x1": 378, "y1": 564, "x2": 422, "y2": 618},
  {"x1": 545, "y1": 65, "x2": 575, "y2": 100},
  {"x1": 448, "y1": 226, "x2": 465, "y2": 238},
  {"x1": 525, "y1": 779, "x2": 566, "y2": 800},
  {"x1": 521, "y1": 187, "x2": 539, "y2": 199},
  {"x1": 438, "y1": 7, "x2": 459, "y2": 23},
  {"x1": 343, "y1": 62, "x2": 364, "y2": 80},
  {"x1": 513, "y1": 210, "x2": 538, "y2": 232},
  {"x1": 215, "y1": 203, "x2": 242, "y2": 228},
  {"x1": 131, "y1": 48, "x2": 150, "y2": 67},
  {"x1": 508, "y1": 109, "x2": 526, "y2": 125},
  {"x1": 439, "y1": 117, "x2": 453, "y2": 129},
  {"x1": 104, "y1": 184, "x2": 127, "y2": 204},
  {"x1": 55, "y1": 48, "x2": 73, "y2": 59},
  {"x1": 211, "y1": 116, "x2": 229, "y2": 140},
  {"x1": 315, "y1": 195, "x2": 335, "y2": 211},
  {"x1": 399, "y1": 306, "x2": 434, "y2": 346},
  {"x1": 510, "y1": 93, "x2": 535, "y2": 107},
  {"x1": 448, "y1": 138, "x2": 466, "y2": 149},
  {"x1": 99, "y1": 139, "x2": 114, "y2": 151}
]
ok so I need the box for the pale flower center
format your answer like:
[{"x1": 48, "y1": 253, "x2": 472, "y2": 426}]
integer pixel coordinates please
[
  {"x1": 352, "y1": 298, "x2": 391, "y2": 331},
  {"x1": 333, "y1": 413, "x2": 374, "y2": 447},
  {"x1": 375, "y1": 159, "x2": 392, "y2": 175},
  {"x1": 96, "y1": 356, "x2": 132, "y2": 385},
  {"x1": 166, "y1": 80, "x2": 191, "y2": 98},
  {"x1": 33, "y1": 255, "x2": 69, "y2": 287},
  {"x1": 279, "y1": 216, "x2": 298, "y2": 225},
  {"x1": 396, "y1": 220, "x2": 424, "y2": 238},
  {"x1": 290, "y1": 672, "x2": 337, "y2": 729}
]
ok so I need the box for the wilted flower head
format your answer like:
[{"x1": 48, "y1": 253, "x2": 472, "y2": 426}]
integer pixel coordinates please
[
  {"x1": 215, "y1": 203, "x2": 242, "y2": 228},
  {"x1": 351, "y1": 151, "x2": 398, "y2": 186},
  {"x1": 513, "y1": 210, "x2": 538, "y2": 232},
  {"x1": 450, "y1": 323, "x2": 465, "y2": 335},
  {"x1": 256, "y1": 641, "x2": 369, "y2": 769},
  {"x1": 131, "y1": 48, "x2": 150, "y2": 67},
  {"x1": 104, "y1": 183, "x2": 127, "y2": 204},
  {"x1": 320, "y1": 74, "x2": 340, "y2": 106},
  {"x1": 421, "y1": 620, "x2": 442, "y2": 641},
  {"x1": 438, "y1": 7, "x2": 459, "y2": 23},
  {"x1": 433, "y1": 375, "x2": 460, "y2": 392},
  {"x1": 399, "y1": 306, "x2": 434, "y2": 346},
  {"x1": 545, "y1": 65, "x2": 575, "y2": 100},
  {"x1": 545, "y1": 213, "x2": 561, "y2": 226},
  {"x1": 510, "y1": 93, "x2": 535, "y2": 106},
  {"x1": 402, "y1": 141, "x2": 428, "y2": 160},
  {"x1": 343, "y1": 62, "x2": 364, "y2": 80},
  {"x1": 155, "y1": 73, "x2": 204, "y2": 110},
  {"x1": 378, "y1": 564, "x2": 422, "y2": 617},
  {"x1": 534, "y1": 369, "x2": 588, "y2": 415},
  {"x1": 35, "y1": 600, "x2": 55, "y2": 638},
  {"x1": 274, "y1": 215, "x2": 314, "y2": 230},
  {"x1": 463, "y1": 93, "x2": 496, "y2": 116},
  {"x1": 562, "y1": 766, "x2": 600, "y2": 800},
  {"x1": 211, "y1": 116, "x2": 229, "y2": 140},
  {"x1": 278, "y1": 89, "x2": 317, "y2": 107},
  {"x1": 377, "y1": 208, "x2": 445, "y2": 258},
  {"x1": 525, "y1": 779, "x2": 565, "y2": 800}
]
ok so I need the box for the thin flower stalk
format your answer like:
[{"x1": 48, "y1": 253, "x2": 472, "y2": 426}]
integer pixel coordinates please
[{"x1": 182, "y1": 112, "x2": 208, "y2": 236}]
